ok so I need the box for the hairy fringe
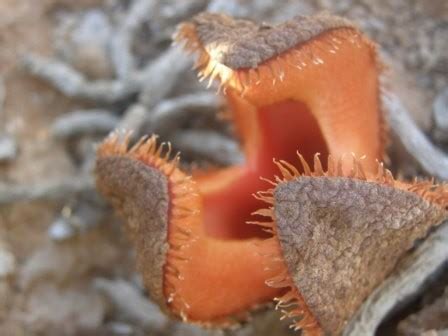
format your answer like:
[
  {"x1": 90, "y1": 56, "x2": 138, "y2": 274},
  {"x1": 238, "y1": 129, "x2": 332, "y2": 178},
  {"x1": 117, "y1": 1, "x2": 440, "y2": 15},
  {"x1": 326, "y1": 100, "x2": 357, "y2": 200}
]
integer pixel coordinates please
[
  {"x1": 251, "y1": 152, "x2": 448, "y2": 335},
  {"x1": 98, "y1": 131, "x2": 200, "y2": 316}
]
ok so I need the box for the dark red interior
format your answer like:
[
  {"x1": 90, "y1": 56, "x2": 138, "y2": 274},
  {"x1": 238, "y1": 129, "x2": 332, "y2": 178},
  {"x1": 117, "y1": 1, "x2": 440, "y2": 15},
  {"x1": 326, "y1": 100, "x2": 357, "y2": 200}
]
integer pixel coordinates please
[{"x1": 200, "y1": 100, "x2": 329, "y2": 239}]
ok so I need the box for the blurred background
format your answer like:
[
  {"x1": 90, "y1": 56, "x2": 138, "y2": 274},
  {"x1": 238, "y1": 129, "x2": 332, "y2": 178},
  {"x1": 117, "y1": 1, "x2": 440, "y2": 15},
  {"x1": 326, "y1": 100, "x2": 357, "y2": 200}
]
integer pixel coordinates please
[{"x1": 0, "y1": 0, "x2": 447, "y2": 335}]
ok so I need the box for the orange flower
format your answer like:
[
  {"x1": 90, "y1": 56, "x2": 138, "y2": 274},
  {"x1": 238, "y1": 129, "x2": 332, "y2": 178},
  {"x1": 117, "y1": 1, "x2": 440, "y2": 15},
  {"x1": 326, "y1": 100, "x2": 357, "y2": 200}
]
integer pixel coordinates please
[
  {"x1": 256, "y1": 155, "x2": 448, "y2": 334},
  {"x1": 95, "y1": 12, "x2": 447, "y2": 335}
]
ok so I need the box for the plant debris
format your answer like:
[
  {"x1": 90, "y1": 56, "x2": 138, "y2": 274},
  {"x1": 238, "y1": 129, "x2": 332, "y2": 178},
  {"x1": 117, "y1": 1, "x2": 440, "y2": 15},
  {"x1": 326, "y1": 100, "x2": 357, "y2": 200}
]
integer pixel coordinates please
[{"x1": 1, "y1": 0, "x2": 448, "y2": 335}]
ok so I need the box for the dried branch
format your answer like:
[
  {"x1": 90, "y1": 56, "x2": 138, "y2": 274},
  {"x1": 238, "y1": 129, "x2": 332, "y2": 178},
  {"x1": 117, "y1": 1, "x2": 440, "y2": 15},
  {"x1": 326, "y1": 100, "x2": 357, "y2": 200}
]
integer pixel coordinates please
[
  {"x1": 157, "y1": 0, "x2": 209, "y2": 23},
  {"x1": 21, "y1": 47, "x2": 190, "y2": 104},
  {"x1": 171, "y1": 130, "x2": 243, "y2": 165},
  {"x1": 93, "y1": 278, "x2": 169, "y2": 330},
  {"x1": 0, "y1": 175, "x2": 94, "y2": 205},
  {"x1": 207, "y1": 0, "x2": 250, "y2": 16},
  {"x1": 51, "y1": 110, "x2": 119, "y2": 139},
  {"x1": 137, "y1": 47, "x2": 192, "y2": 108},
  {"x1": 118, "y1": 47, "x2": 192, "y2": 132},
  {"x1": 21, "y1": 0, "x2": 246, "y2": 136},
  {"x1": 434, "y1": 88, "x2": 448, "y2": 133},
  {"x1": 110, "y1": 0, "x2": 158, "y2": 78},
  {"x1": 383, "y1": 92, "x2": 448, "y2": 180},
  {"x1": 146, "y1": 92, "x2": 222, "y2": 134},
  {"x1": 433, "y1": 88, "x2": 448, "y2": 142},
  {"x1": 117, "y1": 103, "x2": 148, "y2": 133},
  {"x1": 22, "y1": 54, "x2": 139, "y2": 103},
  {"x1": 344, "y1": 222, "x2": 448, "y2": 336}
]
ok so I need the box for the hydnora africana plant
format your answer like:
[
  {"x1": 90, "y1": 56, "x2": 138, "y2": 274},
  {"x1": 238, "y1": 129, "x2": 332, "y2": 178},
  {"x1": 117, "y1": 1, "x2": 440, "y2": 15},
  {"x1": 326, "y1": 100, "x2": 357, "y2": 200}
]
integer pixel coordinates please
[{"x1": 95, "y1": 12, "x2": 448, "y2": 336}]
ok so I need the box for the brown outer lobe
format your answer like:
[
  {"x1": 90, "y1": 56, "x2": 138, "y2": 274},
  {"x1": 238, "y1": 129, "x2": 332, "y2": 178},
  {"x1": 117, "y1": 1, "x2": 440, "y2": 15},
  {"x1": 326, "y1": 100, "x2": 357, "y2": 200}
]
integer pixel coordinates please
[
  {"x1": 184, "y1": 12, "x2": 354, "y2": 69},
  {"x1": 178, "y1": 11, "x2": 387, "y2": 167},
  {"x1": 273, "y1": 176, "x2": 447, "y2": 335},
  {"x1": 95, "y1": 156, "x2": 170, "y2": 312}
]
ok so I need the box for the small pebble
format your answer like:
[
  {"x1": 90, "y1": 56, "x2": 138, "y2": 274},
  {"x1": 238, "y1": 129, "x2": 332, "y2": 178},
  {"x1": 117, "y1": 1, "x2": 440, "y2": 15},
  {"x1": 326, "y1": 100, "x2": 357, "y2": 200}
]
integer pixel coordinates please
[
  {"x1": 48, "y1": 218, "x2": 76, "y2": 241},
  {"x1": 48, "y1": 202, "x2": 104, "y2": 241}
]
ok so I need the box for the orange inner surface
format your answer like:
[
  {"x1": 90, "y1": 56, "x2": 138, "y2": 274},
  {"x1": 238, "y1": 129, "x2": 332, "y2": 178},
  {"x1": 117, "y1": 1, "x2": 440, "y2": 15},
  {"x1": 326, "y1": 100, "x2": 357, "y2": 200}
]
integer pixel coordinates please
[
  {"x1": 198, "y1": 99, "x2": 328, "y2": 239},
  {"x1": 166, "y1": 28, "x2": 382, "y2": 323}
]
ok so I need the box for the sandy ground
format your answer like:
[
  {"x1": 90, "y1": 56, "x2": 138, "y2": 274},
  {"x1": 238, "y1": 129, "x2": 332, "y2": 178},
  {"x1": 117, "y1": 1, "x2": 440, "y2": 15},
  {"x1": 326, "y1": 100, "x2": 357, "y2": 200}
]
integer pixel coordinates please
[{"x1": 0, "y1": 1, "x2": 447, "y2": 335}]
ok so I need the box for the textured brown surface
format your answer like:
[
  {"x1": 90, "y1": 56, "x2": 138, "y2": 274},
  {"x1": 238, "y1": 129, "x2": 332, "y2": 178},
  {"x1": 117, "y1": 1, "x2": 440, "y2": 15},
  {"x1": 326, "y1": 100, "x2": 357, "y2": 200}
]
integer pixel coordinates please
[
  {"x1": 95, "y1": 156, "x2": 170, "y2": 311},
  {"x1": 273, "y1": 176, "x2": 447, "y2": 335},
  {"x1": 183, "y1": 12, "x2": 354, "y2": 69},
  {"x1": 2, "y1": 1, "x2": 447, "y2": 335}
]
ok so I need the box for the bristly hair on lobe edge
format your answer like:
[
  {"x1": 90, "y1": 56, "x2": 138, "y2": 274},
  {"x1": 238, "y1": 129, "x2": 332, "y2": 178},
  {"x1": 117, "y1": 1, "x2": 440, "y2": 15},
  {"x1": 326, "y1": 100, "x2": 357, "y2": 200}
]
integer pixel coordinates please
[
  {"x1": 96, "y1": 131, "x2": 201, "y2": 319},
  {"x1": 250, "y1": 153, "x2": 448, "y2": 335}
]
